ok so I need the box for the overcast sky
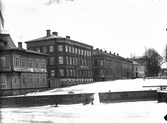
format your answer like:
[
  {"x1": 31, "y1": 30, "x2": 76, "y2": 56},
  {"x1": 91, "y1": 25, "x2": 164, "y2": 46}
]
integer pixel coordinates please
[{"x1": 2, "y1": 0, "x2": 167, "y2": 58}]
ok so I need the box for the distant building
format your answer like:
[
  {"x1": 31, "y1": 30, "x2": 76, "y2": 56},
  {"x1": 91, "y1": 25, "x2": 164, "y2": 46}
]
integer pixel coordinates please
[
  {"x1": 92, "y1": 48, "x2": 133, "y2": 82},
  {"x1": 25, "y1": 30, "x2": 93, "y2": 88},
  {"x1": 131, "y1": 60, "x2": 145, "y2": 78},
  {"x1": 0, "y1": 42, "x2": 48, "y2": 96}
]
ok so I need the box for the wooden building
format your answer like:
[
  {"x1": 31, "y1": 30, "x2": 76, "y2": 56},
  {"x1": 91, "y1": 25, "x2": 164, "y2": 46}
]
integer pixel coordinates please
[
  {"x1": 0, "y1": 41, "x2": 48, "y2": 96},
  {"x1": 92, "y1": 48, "x2": 133, "y2": 82},
  {"x1": 25, "y1": 30, "x2": 93, "y2": 88}
]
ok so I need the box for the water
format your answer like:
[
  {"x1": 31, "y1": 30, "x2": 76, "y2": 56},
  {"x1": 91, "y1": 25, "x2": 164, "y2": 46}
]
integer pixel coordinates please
[{"x1": 1, "y1": 101, "x2": 167, "y2": 123}]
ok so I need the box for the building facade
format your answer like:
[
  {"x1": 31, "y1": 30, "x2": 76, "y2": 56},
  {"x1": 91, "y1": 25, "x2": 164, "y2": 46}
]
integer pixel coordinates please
[
  {"x1": 131, "y1": 60, "x2": 145, "y2": 78},
  {"x1": 92, "y1": 48, "x2": 133, "y2": 82},
  {"x1": 0, "y1": 42, "x2": 48, "y2": 96},
  {"x1": 25, "y1": 30, "x2": 93, "y2": 88}
]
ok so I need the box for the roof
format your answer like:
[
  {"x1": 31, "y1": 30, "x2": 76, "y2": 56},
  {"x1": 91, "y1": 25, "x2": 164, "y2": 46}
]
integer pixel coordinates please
[
  {"x1": 92, "y1": 49, "x2": 132, "y2": 63},
  {"x1": 0, "y1": 47, "x2": 49, "y2": 56},
  {"x1": 25, "y1": 35, "x2": 64, "y2": 43},
  {"x1": 0, "y1": 33, "x2": 16, "y2": 48}
]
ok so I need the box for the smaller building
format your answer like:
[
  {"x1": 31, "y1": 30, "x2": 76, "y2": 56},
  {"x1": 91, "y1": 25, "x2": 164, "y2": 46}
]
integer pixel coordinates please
[
  {"x1": 131, "y1": 60, "x2": 145, "y2": 78},
  {"x1": 92, "y1": 48, "x2": 133, "y2": 82},
  {"x1": 0, "y1": 42, "x2": 48, "y2": 96}
]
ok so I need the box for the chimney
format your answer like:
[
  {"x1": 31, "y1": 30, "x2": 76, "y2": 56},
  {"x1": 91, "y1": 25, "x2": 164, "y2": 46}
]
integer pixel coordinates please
[
  {"x1": 52, "y1": 32, "x2": 58, "y2": 36},
  {"x1": 100, "y1": 49, "x2": 102, "y2": 52},
  {"x1": 18, "y1": 42, "x2": 22, "y2": 48},
  {"x1": 117, "y1": 53, "x2": 119, "y2": 56},
  {"x1": 66, "y1": 36, "x2": 70, "y2": 39},
  {"x1": 113, "y1": 52, "x2": 115, "y2": 55},
  {"x1": 104, "y1": 50, "x2": 107, "y2": 53},
  {"x1": 109, "y1": 51, "x2": 112, "y2": 54},
  {"x1": 46, "y1": 29, "x2": 51, "y2": 36}
]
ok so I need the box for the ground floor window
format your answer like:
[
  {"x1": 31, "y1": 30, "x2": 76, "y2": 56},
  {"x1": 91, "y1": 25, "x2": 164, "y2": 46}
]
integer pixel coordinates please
[
  {"x1": 42, "y1": 74, "x2": 46, "y2": 83},
  {"x1": 0, "y1": 74, "x2": 6, "y2": 85}
]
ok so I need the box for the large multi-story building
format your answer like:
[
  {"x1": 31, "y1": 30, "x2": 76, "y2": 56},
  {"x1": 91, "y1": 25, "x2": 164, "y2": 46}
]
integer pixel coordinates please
[
  {"x1": 0, "y1": 41, "x2": 48, "y2": 96},
  {"x1": 25, "y1": 30, "x2": 93, "y2": 88},
  {"x1": 92, "y1": 48, "x2": 133, "y2": 81}
]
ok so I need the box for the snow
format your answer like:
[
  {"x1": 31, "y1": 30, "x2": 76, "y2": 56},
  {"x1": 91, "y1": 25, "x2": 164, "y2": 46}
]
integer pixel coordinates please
[
  {"x1": 1, "y1": 101, "x2": 167, "y2": 123},
  {"x1": 25, "y1": 78, "x2": 167, "y2": 96}
]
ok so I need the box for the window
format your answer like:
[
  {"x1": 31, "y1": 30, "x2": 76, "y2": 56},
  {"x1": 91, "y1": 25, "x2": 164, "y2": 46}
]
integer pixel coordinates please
[
  {"x1": 100, "y1": 60, "x2": 104, "y2": 66},
  {"x1": 73, "y1": 70, "x2": 76, "y2": 76},
  {"x1": 42, "y1": 75, "x2": 46, "y2": 83},
  {"x1": 66, "y1": 45, "x2": 68, "y2": 52},
  {"x1": 43, "y1": 47, "x2": 47, "y2": 53},
  {"x1": 87, "y1": 51, "x2": 89, "y2": 56},
  {"x1": 14, "y1": 78, "x2": 19, "y2": 84},
  {"x1": 41, "y1": 60, "x2": 45, "y2": 68},
  {"x1": 36, "y1": 74, "x2": 40, "y2": 83},
  {"x1": 67, "y1": 69, "x2": 69, "y2": 76},
  {"x1": 94, "y1": 60, "x2": 98, "y2": 66},
  {"x1": 72, "y1": 47, "x2": 74, "y2": 53},
  {"x1": 81, "y1": 49, "x2": 83, "y2": 55},
  {"x1": 78, "y1": 49, "x2": 80, "y2": 55},
  {"x1": 73, "y1": 57, "x2": 75, "y2": 65},
  {"x1": 15, "y1": 56, "x2": 20, "y2": 67},
  {"x1": 29, "y1": 59, "x2": 33, "y2": 68},
  {"x1": 85, "y1": 59, "x2": 87, "y2": 66},
  {"x1": 70, "y1": 69, "x2": 73, "y2": 76},
  {"x1": 76, "y1": 58, "x2": 78, "y2": 65},
  {"x1": 50, "y1": 57, "x2": 54, "y2": 65},
  {"x1": 35, "y1": 59, "x2": 39, "y2": 68},
  {"x1": 59, "y1": 69, "x2": 64, "y2": 76},
  {"x1": 29, "y1": 75, "x2": 34, "y2": 83},
  {"x1": 84, "y1": 50, "x2": 86, "y2": 56},
  {"x1": 58, "y1": 45, "x2": 63, "y2": 52},
  {"x1": 21, "y1": 58, "x2": 26, "y2": 67},
  {"x1": 69, "y1": 57, "x2": 72, "y2": 65},
  {"x1": 75, "y1": 48, "x2": 77, "y2": 54},
  {"x1": 66, "y1": 56, "x2": 68, "y2": 65},
  {"x1": 59, "y1": 56, "x2": 63, "y2": 64},
  {"x1": 69, "y1": 46, "x2": 71, "y2": 53},
  {"x1": 90, "y1": 60, "x2": 92, "y2": 66},
  {"x1": 22, "y1": 74, "x2": 27, "y2": 84},
  {"x1": 0, "y1": 74, "x2": 6, "y2": 85},
  {"x1": 49, "y1": 46, "x2": 54, "y2": 52},
  {"x1": 89, "y1": 51, "x2": 91, "y2": 57},
  {"x1": 36, "y1": 47, "x2": 40, "y2": 52},
  {"x1": 51, "y1": 70, "x2": 55, "y2": 77},
  {"x1": 0, "y1": 57, "x2": 5, "y2": 66}
]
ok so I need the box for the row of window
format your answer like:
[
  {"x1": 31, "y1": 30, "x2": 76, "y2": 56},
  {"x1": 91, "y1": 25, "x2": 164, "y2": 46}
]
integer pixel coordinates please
[
  {"x1": 14, "y1": 56, "x2": 46, "y2": 69},
  {"x1": 33, "y1": 45, "x2": 92, "y2": 57},
  {"x1": 50, "y1": 56, "x2": 92, "y2": 66},
  {"x1": 50, "y1": 69, "x2": 93, "y2": 78}
]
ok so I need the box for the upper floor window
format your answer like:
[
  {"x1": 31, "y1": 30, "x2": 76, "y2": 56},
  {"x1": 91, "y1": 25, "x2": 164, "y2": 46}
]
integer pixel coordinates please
[
  {"x1": 87, "y1": 51, "x2": 89, "y2": 56},
  {"x1": 15, "y1": 56, "x2": 20, "y2": 67},
  {"x1": 0, "y1": 57, "x2": 5, "y2": 66},
  {"x1": 35, "y1": 59, "x2": 39, "y2": 68},
  {"x1": 21, "y1": 58, "x2": 26, "y2": 67},
  {"x1": 67, "y1": 69, "x2": 69, "y2": 76},
  {"x1": 73, "y1": 57, "x2": 75, "y2": 65},
  {"x1": 70, "y1": 69, "x2": 73, "y2": 76},
  {"x1": 49, "y1": 46, "x2": 54, "y2": 52},
  {"x1": 73, "y1": 70, "x2": 76, "y2": 76},
  {"x1": 59, "y1": 56, "x2": 63, "y2": 64},
  {"x1": 41, "y1": 60, "x2": 45, "y2": 68},
  {"x1": 100, "y1": 60, "x2": 104, "y2": 66},
  {"x1": 69, "y1": 57, "x2": 72, "y2": 65},
  {"x1": 50, "y1": 57, "x2": 54, "y2": 65},
  {"x1": 84, "y1": 50, "x2": 86, "y2": 56},
  {"x1": 75, "y1": 48, "x2": 77, "y2": 54},
  {"x1": 69, "y1": 46, "x2": 71, "y2": 53},
  {"x1": 72, "y1": 47, "x2": 74, "y2": 53},
  {"x1": 59, "y1": 69, "x2": 64, "y2": 76},
  {"x1": 51, "y1": 70, "x2": 55, "y2": 77},
  {"x1": 78, "y1": 49, "x2": 80, "y2": 55},
  {"x1": 94, "y1": 60, "x2": 97, "y2": 66},
  {"x1": 66, "y1": 56, "x2": 69, "y2": 65},
  {"x1": 58, "y1": 45, "x2": 63, "y2": 52},
  {"x1": 89, "y1": 51, "x2": 92, "y2": 57},
  {"x1": 66, "y1": 45, "x2": 68, "y2": 52},
  {"x1": 81, "y1": 49, "x2": 83, "y2": 55},
  {"x1": 36, "y1": 47, "x2": 40, "y2": 52},
  {"x1": 29, "y1": 59, "x2": 33, "y2": 68},
  {"x1": 0, "y1": 74, "x2": 6, "y2": 85},
  {"x1": 43, "y1": 47, "x2": 47, "y2": 53}
]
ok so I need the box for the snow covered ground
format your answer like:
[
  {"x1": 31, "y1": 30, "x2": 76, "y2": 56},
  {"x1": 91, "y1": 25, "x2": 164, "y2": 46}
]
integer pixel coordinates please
[
  {"x1": 1, "y1": 101, "x2": 167, "y2": 123},
  {"x1": 26, "y1": 78, "x2": 167, "y2": 96},
  {"x1": 1, "y1": 79, "x2": 167, "y2": 123}
]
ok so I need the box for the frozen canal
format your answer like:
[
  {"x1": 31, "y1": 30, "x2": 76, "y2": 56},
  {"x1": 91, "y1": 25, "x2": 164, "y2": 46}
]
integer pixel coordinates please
[{"x1": 1, "y1": 101, "x2": 167, "y2": 123}]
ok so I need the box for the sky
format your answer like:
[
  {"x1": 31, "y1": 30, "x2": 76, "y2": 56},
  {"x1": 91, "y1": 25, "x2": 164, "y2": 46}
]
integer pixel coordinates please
[{"x1": 2, "y1": 0, "x2": 167, "y2": 58}]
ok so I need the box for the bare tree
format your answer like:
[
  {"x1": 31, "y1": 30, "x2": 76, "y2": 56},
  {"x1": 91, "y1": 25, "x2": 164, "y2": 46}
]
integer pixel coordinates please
[{"x1": 143, "y1": 48, "x2": 163, "y2": 77}]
